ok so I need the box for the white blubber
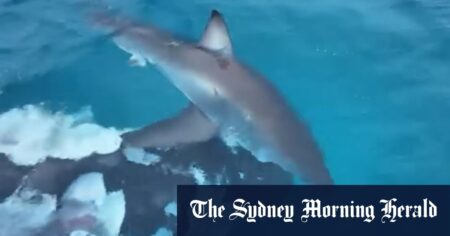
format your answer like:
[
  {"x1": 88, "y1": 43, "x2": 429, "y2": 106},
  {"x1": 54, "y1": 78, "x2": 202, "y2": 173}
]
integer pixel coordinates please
[
  {"x1": 62, "y1": 172, "x2": 107, "y2": 206},
  {"x1": 0, "y1": 172, "x2": 126, "y2": 236}
]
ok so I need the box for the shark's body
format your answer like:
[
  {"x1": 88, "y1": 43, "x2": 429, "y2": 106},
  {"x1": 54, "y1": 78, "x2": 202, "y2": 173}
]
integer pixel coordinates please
[{"x1": 94, "y1": 10, "x2": 333, "y2": 184}]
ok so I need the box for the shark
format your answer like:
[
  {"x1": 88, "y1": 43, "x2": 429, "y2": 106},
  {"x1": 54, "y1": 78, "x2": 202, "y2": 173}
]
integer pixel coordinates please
[{"x1": 93, "y1": 9, "x2": 333, "y2": 184}]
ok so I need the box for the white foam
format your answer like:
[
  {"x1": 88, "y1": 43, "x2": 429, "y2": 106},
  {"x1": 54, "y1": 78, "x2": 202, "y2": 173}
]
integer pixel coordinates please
[
  {"x1": 189, "y1": 165, "x2": 207, "y2": 185},
  {"x1": 123, "y1": 146, "x2": 161, "y2": 166},
  {"x1": 221, "y1": 127, "x2": 240, "y2": 154},
  {"x1": 70, "y1": 230, "x2": 94, "y2": 236},
  {"x1": 164, "y1": 201, "x2": 177, "y2": 217},
  {"x1": 153, "y1": 227, "x2": 173, "y2": 236},
  {"x1": 0, "y1": 105, "x2": 124, "y2": 166},
  {"x1": 239, "y1": 172, "x2": 245, "y2": 179}
]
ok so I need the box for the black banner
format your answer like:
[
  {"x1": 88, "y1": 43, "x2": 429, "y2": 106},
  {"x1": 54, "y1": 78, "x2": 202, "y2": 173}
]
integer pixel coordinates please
[{"x1": 177, "y1": 185, "x2": 450, "y2": 236}]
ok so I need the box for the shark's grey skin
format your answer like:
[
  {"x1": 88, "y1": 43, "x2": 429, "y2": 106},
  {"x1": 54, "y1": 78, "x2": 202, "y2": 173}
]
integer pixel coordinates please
[{"x1": 93, "y1": 10, "x2": 333, "y2": 184}]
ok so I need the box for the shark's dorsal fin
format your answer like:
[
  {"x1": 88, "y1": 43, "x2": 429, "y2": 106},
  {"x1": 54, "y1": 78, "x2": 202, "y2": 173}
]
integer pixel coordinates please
[{"x1": 199, "y1": 10, "x2": 233, "y2": 56}]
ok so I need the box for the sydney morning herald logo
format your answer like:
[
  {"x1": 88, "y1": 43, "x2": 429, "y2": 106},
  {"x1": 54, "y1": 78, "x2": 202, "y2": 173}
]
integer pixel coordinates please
[{"x1": 189, "y1": 198, "x2": 437, "y2": 223}]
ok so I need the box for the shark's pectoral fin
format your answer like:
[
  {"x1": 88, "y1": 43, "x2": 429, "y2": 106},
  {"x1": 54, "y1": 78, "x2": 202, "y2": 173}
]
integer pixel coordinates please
[
  {"x1": 121, "y1": 104, "x2": 218, "y2": 149},
  {"x1": 199, "y1": 10, "x2": 233, "y2": 56}
]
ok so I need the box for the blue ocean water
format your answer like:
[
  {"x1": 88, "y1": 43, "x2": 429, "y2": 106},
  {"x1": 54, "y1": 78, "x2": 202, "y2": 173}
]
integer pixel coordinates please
[{"x1": 0, "y1": 0, "x2": 449, "y2": 184}]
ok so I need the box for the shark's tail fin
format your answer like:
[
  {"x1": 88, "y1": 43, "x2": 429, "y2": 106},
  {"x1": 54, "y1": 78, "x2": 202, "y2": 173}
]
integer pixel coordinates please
[
  {"x1": 88, "y1": 7, "x2": 131, "y2": 34},
  {"x1": 81, "y1": 0, "x2": 137, "y2": 36}
]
